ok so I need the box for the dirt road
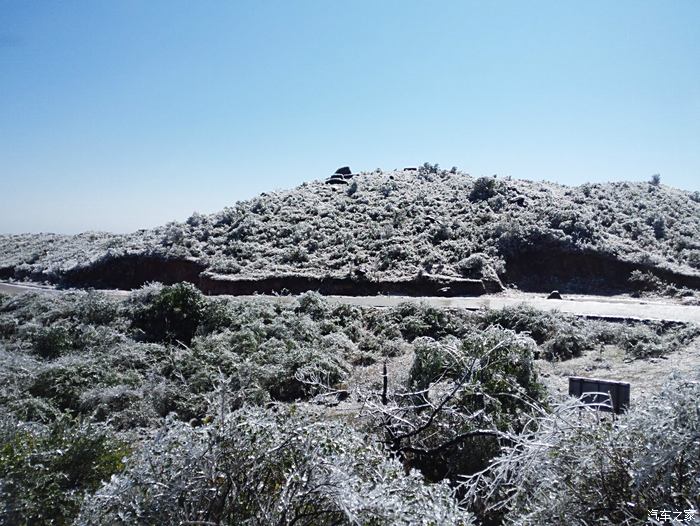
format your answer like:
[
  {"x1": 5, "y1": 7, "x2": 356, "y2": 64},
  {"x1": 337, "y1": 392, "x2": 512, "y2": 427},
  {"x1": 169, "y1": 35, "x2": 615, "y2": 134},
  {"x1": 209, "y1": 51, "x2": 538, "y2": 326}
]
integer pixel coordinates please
[{"x1": 2, "y1": 281, "x2": 699, "y2": 323}]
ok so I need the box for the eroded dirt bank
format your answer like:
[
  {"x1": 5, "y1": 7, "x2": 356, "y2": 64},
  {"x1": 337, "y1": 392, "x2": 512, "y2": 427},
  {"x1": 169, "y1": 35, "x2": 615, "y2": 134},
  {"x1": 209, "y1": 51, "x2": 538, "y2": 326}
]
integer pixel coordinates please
[
  {"x1": 18, "y1": 255, "x2": 500, "y2": 297},
  {"x1": 503, "y1": 247, "x2": 700, "y2": 293},
  {"x1": 4, "y1": 248, "x2": 700, "y2": 298}
]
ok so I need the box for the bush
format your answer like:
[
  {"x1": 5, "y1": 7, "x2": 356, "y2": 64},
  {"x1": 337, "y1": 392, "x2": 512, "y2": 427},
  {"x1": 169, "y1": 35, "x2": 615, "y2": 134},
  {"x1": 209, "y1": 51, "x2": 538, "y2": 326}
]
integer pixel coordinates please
[
  {"x1": 410, "y1": 328, "x2": 544, "y2": 407},
  {"x1": 456, "y1": 253, "x2": 488, "y2": 278},
  {"x1": 480, "y1": 304, "x2": 556, "y2": 344},
  {"x1": 129, "y1": 283, "x2": 205, "y2": 344},
  {"x1": 618, "y1": 325, "x2": 665, "y2": 358},
  {"x1": 402, "y1": 329, "x2": 546, "y2": 479},
  {"x1": 628, "y1": 269, "x2": 664, "y2": 292},
  {"x1": 295, "y1": 290, "x2": 331, "y2": 321},
  {"x1": 79, "y1": 407, "x2": 473, "y2": 526},
  {"x1": 31, "y1": 324, "x2": 73, "y2": 359},
  {"x1": 480, "y1": 305, "x2": 591, "y2": 360},
  {"x1": 464, "y1": 374, "x2": 700, "y2": 525},
  {"x1": 74, "y1": 291, "x2": 121, "y2": 327},
  {"x1": 390, "y1": 301, "x2": 468, "y2": 342},
  {"x1": 28, "y1": 355, "x2": 127, "y2": 412},
  {"x1": 470, "y1": 176, "x2": 500, "y2": 202},
  {"x1": 0, "y1": 415, "x2": 127, "y2": 526},
  {"x1": 541, "y1": 327, "x2": 589, "y2": 360}
]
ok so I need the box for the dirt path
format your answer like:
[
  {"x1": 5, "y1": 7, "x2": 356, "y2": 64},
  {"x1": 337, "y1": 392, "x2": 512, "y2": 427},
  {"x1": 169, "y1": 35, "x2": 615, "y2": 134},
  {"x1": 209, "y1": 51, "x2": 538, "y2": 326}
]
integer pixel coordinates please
[{"x1": 2, "y1": 281, "x2": 700, "y2": 323}]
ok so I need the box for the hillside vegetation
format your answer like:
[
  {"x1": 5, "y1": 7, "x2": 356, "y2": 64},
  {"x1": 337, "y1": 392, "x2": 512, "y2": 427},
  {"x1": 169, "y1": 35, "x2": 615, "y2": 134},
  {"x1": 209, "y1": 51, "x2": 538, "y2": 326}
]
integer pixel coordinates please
[{"x1": 2, "y1": 167, "x2": 699, "y2": 294}]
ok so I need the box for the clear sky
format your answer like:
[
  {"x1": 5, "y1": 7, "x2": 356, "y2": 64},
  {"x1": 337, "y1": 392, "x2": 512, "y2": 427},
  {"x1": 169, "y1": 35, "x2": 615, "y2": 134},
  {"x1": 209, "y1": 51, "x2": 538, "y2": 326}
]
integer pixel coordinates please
[{"x1": 1, "y1": 1, "x2": 699, "y2": 234}]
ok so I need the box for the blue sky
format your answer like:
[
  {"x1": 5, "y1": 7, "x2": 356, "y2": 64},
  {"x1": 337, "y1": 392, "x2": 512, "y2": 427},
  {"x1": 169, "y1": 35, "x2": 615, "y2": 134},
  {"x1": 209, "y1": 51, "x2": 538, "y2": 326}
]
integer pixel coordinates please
[{"x1": 1, "y1": 1, "x2": 699, "y2": 234}]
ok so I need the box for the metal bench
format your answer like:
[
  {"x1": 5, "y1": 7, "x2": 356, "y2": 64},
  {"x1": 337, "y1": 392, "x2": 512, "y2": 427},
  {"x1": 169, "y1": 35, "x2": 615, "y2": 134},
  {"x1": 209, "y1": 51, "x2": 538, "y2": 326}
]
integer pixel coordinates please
[{"x1": 568, "y1": 376, "x2": 630, "y2": 414}]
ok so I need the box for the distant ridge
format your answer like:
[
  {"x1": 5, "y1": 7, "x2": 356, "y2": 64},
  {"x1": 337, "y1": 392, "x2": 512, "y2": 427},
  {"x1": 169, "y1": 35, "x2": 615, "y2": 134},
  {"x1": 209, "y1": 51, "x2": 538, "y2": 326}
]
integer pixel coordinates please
[{"x1": 1, "y1": 168, "x2": 699, "y2": 296}]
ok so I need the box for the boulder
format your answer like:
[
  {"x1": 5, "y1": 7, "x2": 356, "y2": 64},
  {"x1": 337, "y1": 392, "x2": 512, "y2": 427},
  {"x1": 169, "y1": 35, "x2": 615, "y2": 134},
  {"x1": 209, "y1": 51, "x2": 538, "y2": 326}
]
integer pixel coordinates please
[
  {"x1": 547, "y1": 290, "x2": 562, "y2": 299},
  {"x1": 334, "y1": 166, "x2": 352, "y2": 175}
]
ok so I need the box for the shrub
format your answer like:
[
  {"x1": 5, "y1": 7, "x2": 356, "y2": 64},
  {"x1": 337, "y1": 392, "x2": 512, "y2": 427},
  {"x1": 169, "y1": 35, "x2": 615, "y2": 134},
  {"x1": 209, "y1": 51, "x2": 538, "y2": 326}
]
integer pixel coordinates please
[
  {"x1": 346, "y1": 180, "x2": 359, "y2": 197},
  {"x1": 541, "y1": 327, "x2": 590, "y2": 360},
  {"x1": 28, "y1": 355, "x2": 125, "y2": 412},
  {"x1": 628, "y1": 269, "x2": 664, "y2": 292},
  {"x1": 618, "y1": 325, "x2": 665, "y2": 358},
  {"x1": 480, "y1": 304, "x2": 558, "y2": 344},
  {"x1": 456, "y1": 253, "x2": 488, "y2": 278},
  {"x1": 464, "y1": 374, "x2": 700, "y2": 525},
  {"x1": 469, "y1": 176, "x2": 499, "y2": 202},
  {"x1": 79, "y1": 407, "x2": 473, "y2": 525},
  {"x1": 74, "y1": 291, "x2": 121, "y2": 327},
  {"x1": 410, "y1": 328, "x2": 544, "y2": 406},
  {"x1": 31, "y1": 324, "x2": 73, "y2": 359},
  {"x1": 0, "y1": 415, "x2": 127, "y2": 526},
  {"x1": 378, "y1": 329, "x2": 547, "y2": 482},
  {"x1": 129, "y1": 283, "x2": 205, "y2": 344},
  {"x1": 390, "y1": 301, "x2": 468, "y2": 342},
  {"x1": 419, "y1": 161, "x2": 440, "y2": 175},
  {"x1": 295, "y1": 290, "x2": 331, "y2": 321}
]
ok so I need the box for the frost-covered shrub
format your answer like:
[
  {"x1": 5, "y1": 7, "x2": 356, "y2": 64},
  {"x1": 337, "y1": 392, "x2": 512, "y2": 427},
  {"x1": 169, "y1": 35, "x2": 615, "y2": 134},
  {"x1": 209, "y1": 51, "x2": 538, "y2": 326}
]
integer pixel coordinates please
[
  {"x1": 541, "y1": 327, "x2": 590, "y2": 360},
  {"x1": 79, "y1": 407, "x2": 473, "y2": 526},
  {"x1": 618, "y1": 325, "x2": 665, "y2": 358},
  {"x1": 410, "y1": 328, "x2": 543, "y2": 406},
  {"x1": 28, "y1": 353, "x2": 136, "y2": 412},
  {"x1": 295, "y1": 290, "x2": 331, "y2": 320},
  {"x1": 390, "y1": 301, "x2": 470, "y2": 342},
  {"x1": 464, "y1": 374, "x2": 700, "y2": 525},
  {"x1": 0, "y1": 415, "x2": 127, "y2": 526},
  {"x1": 617, "y1": 322, "x2": 700, "y2": 359},
  {"x1": 628, "y1": 269, "x2": 664, "y2": 292},
  {"x1": 73, "y1": 291, "x2": 121, "y2": 327},
  {"x1": 456, "y1": 253, "x2": 489, "y2": 278},
  {"x1": 30, "y1": 323, "x2": 73, "y2": 359},
  {"x1": 419, "y1": 161, "x2": 441, "y2": 175},
  {"x1": 377, "y1": 329, "x2": 546, "y2": 482},
  {"x1": 129, "y1": 282, "x2": 205, "y2": 344},
  {"x1": 480, "y1": 304, "x2": 557, "y2": 344},
  {"x1": 479, "y1": 305, "x2": 590, "y2": 360},
  {"x1": 470, "y1": 176, "x2": 500, "y2": 202}
]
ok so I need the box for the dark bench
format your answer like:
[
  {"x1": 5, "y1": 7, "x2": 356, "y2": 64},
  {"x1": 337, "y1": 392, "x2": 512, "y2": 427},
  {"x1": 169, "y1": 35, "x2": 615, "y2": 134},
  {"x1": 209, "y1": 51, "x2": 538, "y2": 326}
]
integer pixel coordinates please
[{"x1": 569, "y1": 376, "x2": 630, "y2": 414}]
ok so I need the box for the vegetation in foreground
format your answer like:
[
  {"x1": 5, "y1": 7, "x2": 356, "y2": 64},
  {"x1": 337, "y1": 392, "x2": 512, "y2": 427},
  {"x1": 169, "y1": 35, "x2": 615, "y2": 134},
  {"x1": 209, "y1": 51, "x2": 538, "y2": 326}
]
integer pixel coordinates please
[{"x1": 0, "y1": 285, "x2": 698, "y2": 524}]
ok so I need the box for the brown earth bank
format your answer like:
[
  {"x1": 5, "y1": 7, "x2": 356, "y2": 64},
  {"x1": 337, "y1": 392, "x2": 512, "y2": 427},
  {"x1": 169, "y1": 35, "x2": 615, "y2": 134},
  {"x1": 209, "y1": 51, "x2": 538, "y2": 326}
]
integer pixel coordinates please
[
  {"x1": 503, "y1": 245, "x2": 700, "y2": 293},
  {"x1": 10, "y1": 254, "x2": 501, "y2": 297},
  {"x1": 4, "y1": 247, "x2": 700, "y2": 298}
]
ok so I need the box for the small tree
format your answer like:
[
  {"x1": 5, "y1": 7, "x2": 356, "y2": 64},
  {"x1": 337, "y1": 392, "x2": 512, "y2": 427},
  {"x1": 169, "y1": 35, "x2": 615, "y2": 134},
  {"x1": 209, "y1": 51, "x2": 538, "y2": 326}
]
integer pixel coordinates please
[{"x1": 649, "y1": 173, "x2": 661, "y2": 186}]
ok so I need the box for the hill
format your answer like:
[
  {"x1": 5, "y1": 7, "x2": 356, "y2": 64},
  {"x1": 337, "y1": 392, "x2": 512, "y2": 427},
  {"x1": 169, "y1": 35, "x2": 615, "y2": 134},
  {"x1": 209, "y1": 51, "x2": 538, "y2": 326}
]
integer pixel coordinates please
[{"x1": 2, "y1": 166, "x2": 699, "y2": 295}]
